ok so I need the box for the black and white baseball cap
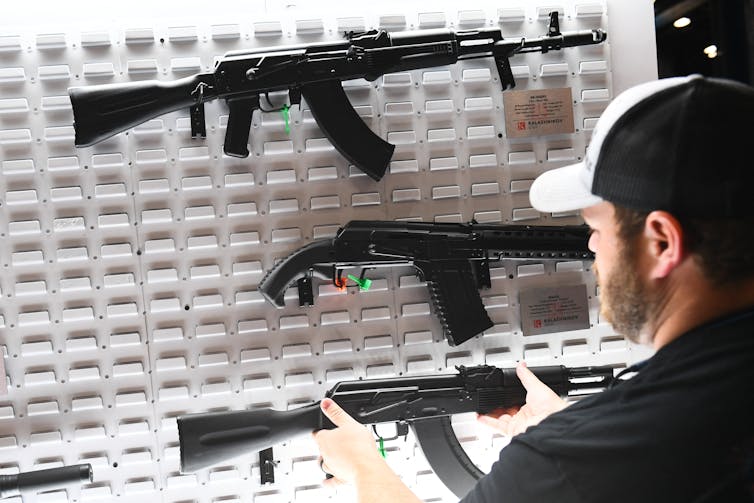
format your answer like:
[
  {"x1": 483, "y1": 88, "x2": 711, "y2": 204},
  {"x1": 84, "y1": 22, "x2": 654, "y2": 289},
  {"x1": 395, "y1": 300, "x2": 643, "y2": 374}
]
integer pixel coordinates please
[{"x1": 529, "y1": 75, "x2": 754, "y2": 217}]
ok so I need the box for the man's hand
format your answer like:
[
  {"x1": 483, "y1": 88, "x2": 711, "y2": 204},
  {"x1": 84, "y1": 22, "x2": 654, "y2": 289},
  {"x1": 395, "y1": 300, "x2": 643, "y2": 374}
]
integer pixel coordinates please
[
  {"x1": 312, "y1": 399, "x2": 423, "y2": 503},
  {"x1": 477, "y1": 362, "x2": 568, "y2": 436},
  {"x1": 312, "y1": 398, "x2": 386, "y2": 486}
]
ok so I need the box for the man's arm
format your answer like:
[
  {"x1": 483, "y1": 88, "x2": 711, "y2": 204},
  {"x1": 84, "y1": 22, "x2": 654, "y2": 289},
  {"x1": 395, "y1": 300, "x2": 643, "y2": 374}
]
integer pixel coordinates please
[{"x1": 313, "y1": 398, "x2": 422, "y2": 503}]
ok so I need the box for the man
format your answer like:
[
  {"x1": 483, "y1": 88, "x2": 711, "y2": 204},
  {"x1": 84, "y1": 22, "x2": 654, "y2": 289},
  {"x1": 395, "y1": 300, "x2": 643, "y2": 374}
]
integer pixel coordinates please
[{"x1": 313, "y1": 75, "x2": 754, "y2": 502}]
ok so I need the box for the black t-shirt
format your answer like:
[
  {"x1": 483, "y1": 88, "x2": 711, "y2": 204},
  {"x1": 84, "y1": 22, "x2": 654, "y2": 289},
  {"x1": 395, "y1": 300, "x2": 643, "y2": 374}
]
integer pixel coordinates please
[{"x1": 461, "y1": 308, "x2": 754, "y2": 503}]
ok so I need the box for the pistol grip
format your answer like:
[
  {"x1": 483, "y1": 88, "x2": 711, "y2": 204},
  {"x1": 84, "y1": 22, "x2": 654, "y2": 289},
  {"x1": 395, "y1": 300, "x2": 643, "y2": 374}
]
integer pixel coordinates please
[
  {"x1": 423, "y1": 261, "x2": 494, "y2": 346},
  {"x1": 494, "y1": 55, "x2": 516, "y2": 90},
  {"x1": 224, "y1": 96, "x2": 260, "y2": 158}
]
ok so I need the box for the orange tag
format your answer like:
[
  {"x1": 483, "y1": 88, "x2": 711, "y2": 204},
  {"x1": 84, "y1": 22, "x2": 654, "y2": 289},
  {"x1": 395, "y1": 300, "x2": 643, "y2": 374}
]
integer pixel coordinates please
[{"x1": 334, "y1": 278, "x2": 347, "y2": 290}]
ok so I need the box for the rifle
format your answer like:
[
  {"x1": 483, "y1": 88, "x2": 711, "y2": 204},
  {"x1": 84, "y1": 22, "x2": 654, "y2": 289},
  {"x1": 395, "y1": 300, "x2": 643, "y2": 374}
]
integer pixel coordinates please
[
  {"x1": 68, "y1": 13, "x2": 607, "y2": 181},
  {"x1": 177, "y1": 364, "x2": 615, "y2": 498},
  {"x1": 258, "y1": 220, "x2": 594, "y2": 346}
]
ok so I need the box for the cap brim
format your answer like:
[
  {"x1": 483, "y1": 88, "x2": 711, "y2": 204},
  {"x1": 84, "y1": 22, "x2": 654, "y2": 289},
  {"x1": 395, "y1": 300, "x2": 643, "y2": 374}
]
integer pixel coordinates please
[{"x1": 529, "y1": 162, "x2": 604, "y2": 213}]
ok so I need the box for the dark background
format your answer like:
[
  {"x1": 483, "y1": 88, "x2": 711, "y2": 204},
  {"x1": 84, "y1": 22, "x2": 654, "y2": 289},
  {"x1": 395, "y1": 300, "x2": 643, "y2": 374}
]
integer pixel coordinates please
[{"x1": 654, "y1": 0, "x2": 754, "y2": 83}]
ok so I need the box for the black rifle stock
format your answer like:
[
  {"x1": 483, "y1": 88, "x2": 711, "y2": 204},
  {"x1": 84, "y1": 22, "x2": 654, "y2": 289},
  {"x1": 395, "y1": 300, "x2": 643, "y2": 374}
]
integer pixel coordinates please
[
  {"x1": 68, "y1": 13, "x2": 606, "y2": 180},
  {"x1": 258, "y1": 220, "x2": 594, "y2": 346},
  {"x1": 177, "y1": 364, "x2": 615, "y2": 498},
  {"x1": 68, "y1": 75, "x2": 210, "y2": 148}
]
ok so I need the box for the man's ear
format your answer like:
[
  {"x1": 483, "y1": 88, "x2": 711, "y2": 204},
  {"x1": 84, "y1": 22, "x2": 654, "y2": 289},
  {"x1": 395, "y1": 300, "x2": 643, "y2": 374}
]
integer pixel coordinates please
[{"x1": 643, "y1": 211, "x2": 686, "y2": 279}]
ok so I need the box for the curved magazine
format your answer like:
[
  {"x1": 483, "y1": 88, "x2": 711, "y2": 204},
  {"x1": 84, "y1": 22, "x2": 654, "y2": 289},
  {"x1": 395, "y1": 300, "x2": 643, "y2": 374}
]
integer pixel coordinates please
[
  {"x1": 301, "y1": 80, "x2": 394, "y2": 181},
  {"x1": 412, "y1": 416, "x2": 485, "y2": 498}
]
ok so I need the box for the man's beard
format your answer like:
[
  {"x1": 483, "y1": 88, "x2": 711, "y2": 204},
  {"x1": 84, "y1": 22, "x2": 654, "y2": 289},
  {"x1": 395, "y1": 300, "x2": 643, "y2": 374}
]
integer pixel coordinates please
[{"x1": 596, "y1": 241, "x2": 657, "y2": 344}]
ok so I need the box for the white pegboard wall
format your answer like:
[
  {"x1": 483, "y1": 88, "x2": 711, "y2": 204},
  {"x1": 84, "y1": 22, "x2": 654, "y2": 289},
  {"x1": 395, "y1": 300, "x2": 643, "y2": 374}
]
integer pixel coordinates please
[{"x1": 0, "y1": 1, "x2": 657, "y2": 502}]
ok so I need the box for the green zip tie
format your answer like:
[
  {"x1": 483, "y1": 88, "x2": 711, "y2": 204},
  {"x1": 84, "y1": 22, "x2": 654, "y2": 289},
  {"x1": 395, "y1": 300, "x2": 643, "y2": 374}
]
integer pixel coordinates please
[
  {"x1": 347, "y1": 274, "x2": 372, "y2": 291},
  {"x1": 281, "y1": 105, "x2": 290, "y2": 134},
  {"x1": 378, "y1": 437, "x2": 386, "y2": 458}
]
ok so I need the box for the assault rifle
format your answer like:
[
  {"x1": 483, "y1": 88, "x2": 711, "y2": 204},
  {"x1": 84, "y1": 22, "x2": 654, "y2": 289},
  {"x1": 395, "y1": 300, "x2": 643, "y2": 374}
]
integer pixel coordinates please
[
  {"x1": 177, "y1": 364, "x2": 615, "y2": 498},
  {"x1": 68, "y1": 13, "x2": 606, "y2": 180},
  {"x1": 258, "y1": 220, "x2": 593, "y2": 346}
]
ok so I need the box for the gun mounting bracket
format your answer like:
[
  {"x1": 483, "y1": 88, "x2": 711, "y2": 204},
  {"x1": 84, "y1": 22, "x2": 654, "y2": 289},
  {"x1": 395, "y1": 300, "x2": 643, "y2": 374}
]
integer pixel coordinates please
[{"x1": 297, "y1": 273, "x2": 314, "y2": 306}]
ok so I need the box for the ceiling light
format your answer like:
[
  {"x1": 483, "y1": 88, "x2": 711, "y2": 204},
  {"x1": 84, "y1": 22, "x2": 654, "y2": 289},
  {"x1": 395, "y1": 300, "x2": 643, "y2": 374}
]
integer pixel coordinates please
[
  {"x1": 703, "y1": 44, "x2": 717, "y2": 55},
  {"x1": 673, "y1": 17, "x2": 691, "y2": 28}
]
